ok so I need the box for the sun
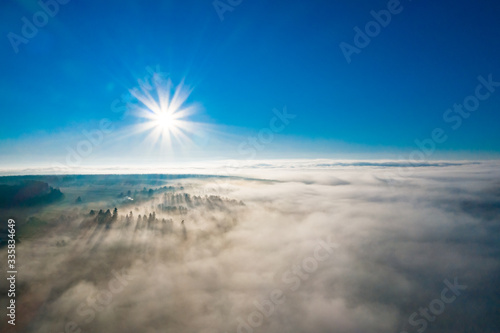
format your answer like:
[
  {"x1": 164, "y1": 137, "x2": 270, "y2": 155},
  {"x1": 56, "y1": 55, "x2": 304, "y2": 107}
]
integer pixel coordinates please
[
  {"x1": 128, "y1": 78, "x2": 201, "y2": 150},
  {"x1": 152, "y1": 109, "x2": 179, "y2": 132}
]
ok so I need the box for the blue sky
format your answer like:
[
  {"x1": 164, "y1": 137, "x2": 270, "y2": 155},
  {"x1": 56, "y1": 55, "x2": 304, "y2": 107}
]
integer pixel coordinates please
[{"x1": 1, "y1": 0, "x2": 500, "y2": 167}]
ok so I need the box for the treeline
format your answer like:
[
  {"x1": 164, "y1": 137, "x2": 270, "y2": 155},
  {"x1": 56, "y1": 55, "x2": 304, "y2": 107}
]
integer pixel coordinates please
[
  {"x1": 0, "y1": 181, "x2": 63, "y2": 208},
  {"x1": 85, "y1": 208, "x2": 175, "y2": 233},
  {"x1": 158, "y1": 193, "x2": 244, "y2": 213},
  {"x1": 126, "y1": 211, "x2": 175, "y2": 232},
  {"x1": 89, "y1": 208, "x2": 118, "y2": 225},
  {"x1": 118, "y1": 185, "x2": 181, "y2": 199}
]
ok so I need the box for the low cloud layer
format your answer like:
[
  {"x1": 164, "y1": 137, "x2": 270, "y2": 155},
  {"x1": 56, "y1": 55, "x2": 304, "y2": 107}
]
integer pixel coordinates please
[{"x1": 1, "y1": 161, "x2": 499, "y2": 333}]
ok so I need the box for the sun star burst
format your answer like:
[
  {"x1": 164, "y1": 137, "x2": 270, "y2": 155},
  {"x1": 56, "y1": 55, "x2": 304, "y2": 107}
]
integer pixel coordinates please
[{"x1": 130, "y1": 78, "x2": 199, "y2": 151}]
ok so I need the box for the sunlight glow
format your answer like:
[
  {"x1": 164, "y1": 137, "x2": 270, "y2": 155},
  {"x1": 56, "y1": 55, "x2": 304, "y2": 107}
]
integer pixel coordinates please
[
  {"x1": 153, "y1": 110, "x2": 179, "y2": 131},
  {"x1": 129, "y1": 77, "x2": 201, "y2": 152}
]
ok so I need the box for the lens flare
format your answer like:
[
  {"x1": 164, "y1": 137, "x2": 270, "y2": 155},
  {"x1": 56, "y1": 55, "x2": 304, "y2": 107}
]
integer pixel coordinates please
[{"x1": 129, "y1": 77, "x2": 200, "y2": 151}]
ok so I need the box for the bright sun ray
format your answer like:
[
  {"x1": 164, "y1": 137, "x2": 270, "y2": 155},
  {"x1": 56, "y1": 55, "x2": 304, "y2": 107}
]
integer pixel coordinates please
[{"x1": 129, "y1": 78, "x2": 201, "y2": 152}]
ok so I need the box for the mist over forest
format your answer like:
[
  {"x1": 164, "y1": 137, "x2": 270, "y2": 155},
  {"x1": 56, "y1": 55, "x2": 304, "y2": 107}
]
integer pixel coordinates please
[{"x1": 1, "y1": 162, "x2": 499, "y2": 333}]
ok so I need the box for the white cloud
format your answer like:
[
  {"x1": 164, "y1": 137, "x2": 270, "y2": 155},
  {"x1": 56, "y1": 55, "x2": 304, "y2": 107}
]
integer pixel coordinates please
[{"x1": 1, "y1": 161, "x2": 499, "y2": 332}]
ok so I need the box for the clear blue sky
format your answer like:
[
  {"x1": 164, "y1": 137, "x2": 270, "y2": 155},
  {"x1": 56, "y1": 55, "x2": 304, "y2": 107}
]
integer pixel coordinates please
[{"x1": 1, "y1": 0, "x2": 500, "y2": 167}]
